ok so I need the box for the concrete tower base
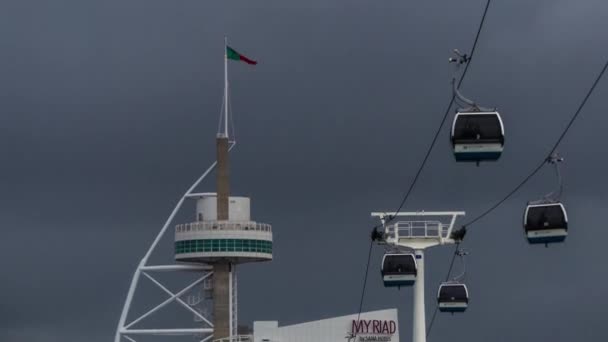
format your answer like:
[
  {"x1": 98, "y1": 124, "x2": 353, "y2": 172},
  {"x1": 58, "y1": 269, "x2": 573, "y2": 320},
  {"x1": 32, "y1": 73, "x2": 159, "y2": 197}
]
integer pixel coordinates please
[{"x1": 213, "y1": 262, "x2": 231, "y2": 340}]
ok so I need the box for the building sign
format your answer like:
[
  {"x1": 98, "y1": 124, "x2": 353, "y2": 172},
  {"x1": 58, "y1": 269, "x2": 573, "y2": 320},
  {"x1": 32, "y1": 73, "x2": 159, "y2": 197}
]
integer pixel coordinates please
[{"x1": 348, "y1": 320, "x2": 397, "y2": 342}]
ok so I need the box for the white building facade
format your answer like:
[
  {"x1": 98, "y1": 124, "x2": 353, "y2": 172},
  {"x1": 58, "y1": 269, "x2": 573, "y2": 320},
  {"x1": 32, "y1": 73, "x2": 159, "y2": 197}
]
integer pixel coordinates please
[{"x1": 253, "y1": 309, "x2": 399, "y2": 342}]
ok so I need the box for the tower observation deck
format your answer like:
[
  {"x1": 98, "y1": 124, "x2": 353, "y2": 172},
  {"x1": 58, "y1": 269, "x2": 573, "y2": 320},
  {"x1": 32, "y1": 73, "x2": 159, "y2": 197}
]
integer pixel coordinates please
[{"x1": 175, "y1": 194, "x2": 273, "y2": 264}]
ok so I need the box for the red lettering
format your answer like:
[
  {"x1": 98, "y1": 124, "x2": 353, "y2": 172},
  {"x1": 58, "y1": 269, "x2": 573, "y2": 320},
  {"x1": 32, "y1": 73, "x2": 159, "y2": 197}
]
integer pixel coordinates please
[
  {"x1": 373, "y1": 320, "x2": 381, "y2": 333},
  {"x1": 353, "y1": 320, "x2": 396, "y2": 335},
  {"x1": 382, "y1": 321, "x2": 389, "y2": 334},
  {"x1": 351, "y1": 320, "x2": 365, "y2": 334}
]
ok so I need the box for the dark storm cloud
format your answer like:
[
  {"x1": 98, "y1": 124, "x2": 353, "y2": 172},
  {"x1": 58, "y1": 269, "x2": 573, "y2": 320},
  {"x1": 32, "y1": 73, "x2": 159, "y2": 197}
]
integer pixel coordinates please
[{"x1": 1, "y1": 0, "x2": 607, "y2": 341}]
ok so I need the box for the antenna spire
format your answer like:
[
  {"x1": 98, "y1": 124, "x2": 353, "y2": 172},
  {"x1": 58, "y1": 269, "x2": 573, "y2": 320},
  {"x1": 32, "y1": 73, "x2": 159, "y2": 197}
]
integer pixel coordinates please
[{"x1": 223, "y1": 36, "x2": 229, "y2": 138}]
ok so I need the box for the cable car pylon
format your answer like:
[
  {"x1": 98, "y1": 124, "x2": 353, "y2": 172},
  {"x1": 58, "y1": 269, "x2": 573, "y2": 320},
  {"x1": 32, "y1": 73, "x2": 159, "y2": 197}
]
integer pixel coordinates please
[{"x1": 371, "y1": 211, "x2": 466, "y2": 342}]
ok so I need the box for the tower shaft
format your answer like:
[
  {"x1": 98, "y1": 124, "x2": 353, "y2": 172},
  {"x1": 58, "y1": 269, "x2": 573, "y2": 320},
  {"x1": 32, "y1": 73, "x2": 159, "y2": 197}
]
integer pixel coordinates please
[
  {"x1": 213, "y1": 136, "x2": 231, "y2": 340},
  {"x1": 412, "y1": 250, "x2": 426, "y2": 342},
  {"x1": 213, "y1": 262, "x2": 231, "y2": 339},
  {"x1": 216, "y1": 136, "x2": 230, "y2": 221}
]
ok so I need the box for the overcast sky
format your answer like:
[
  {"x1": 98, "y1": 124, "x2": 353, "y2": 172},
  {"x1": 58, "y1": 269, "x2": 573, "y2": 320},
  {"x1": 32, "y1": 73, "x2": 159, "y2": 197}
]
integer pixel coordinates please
[{"x1": 1, "y1": 0, "x2": 608, "y2": 341}]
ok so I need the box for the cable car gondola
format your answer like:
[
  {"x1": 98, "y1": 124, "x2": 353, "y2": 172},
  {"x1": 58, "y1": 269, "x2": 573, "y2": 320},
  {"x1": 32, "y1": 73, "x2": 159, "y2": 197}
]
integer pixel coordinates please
[
  {"x1": 524, "y1": 153, "x2": 568, "y2": 245},
  {"x1": 437, "y1": 282, "x2": 469, "y2": 313},
  {"x1": 524, "y1": 202, "x2": 568, "y2": 244},
  {"x1": 437, "y1": 249, "x2": 469, "y2": 313},
  {"x1": 381, "y1": 253, "x2": 417, "y2": 287},
  {"x1": 448, "y1": 49, "x2": 504, "y2": 163},
  {"x1": 451, "y1": 111, "x2": 505, "y2": 162}
]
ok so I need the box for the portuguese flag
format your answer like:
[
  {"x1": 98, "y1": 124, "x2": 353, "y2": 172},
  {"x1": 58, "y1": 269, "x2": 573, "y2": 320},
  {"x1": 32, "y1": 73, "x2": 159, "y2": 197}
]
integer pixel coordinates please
[{"x1": 226, "y1": 46, "x2": 258, "y2": 65}]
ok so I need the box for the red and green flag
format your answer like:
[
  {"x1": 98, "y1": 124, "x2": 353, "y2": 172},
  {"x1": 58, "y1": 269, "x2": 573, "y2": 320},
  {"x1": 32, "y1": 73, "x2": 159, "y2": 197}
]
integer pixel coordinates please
[{"x1": 226, "y1": 46, "x2": 258, "y2": 65}]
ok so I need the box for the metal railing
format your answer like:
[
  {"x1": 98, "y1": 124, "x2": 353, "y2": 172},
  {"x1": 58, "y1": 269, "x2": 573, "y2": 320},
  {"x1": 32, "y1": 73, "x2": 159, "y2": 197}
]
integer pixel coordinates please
[
  {"x1": 175, "y1": 221, "x2": 272, "y2": 234},
  {"x1": 390, "y1": 221, "x2": 449, "y2": 239}
]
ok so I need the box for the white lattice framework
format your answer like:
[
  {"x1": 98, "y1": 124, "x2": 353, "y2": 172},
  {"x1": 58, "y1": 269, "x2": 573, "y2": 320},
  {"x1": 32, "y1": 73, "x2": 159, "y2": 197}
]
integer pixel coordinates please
[{"x1": 114, "y1": 144, "x2": 236, "y2": 342}]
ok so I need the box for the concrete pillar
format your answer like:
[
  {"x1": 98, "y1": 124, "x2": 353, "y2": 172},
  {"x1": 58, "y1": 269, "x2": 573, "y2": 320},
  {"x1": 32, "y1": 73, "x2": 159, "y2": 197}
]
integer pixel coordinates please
[
  {"x1": 214, "y1": 136, "x2": 231, "y2": 340},
  {"x1": 412, "y1": 250, "x2": 426, "y2": 342},
  {"x1": 213, "y1": 262, "x2": 231, "y2": 340},
  {"x1": 216, "y1": 137, "x2": 230, "y2": 222}
]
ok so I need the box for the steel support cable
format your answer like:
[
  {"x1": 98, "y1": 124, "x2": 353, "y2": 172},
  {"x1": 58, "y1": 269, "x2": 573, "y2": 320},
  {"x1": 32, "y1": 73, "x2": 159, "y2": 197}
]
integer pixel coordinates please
[
  {"x1": 463, "y1": 57, "x2": 608, "y2": 228},
  {"x1": 426, "y1": 243, "x2": 460, "y2": 338},
  {"x1": 426, "y1": 306, "x2": 440, "y2": 338},
  {"x1": 427, "y1": 58, "x2": 608, "y2": 339},
  {"x1": 387, "y1": 0, "x2": 493, "y2": 223},
  {"x1": 361, "y1": 1, "x2": 493, "y2": 336},
  {"x1": 355, "y1": 239, "x2": 375, "y2": 324}
]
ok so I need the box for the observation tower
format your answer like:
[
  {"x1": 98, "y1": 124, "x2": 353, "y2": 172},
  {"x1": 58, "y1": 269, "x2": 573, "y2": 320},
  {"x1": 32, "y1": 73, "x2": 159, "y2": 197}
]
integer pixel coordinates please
[{"x1": 115, "y1": 38, "x2": 268, "y2": 342}]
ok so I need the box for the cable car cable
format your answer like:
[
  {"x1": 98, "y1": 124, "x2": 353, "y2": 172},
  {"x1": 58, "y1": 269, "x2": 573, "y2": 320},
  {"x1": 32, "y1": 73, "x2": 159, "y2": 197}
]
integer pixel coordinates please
[
  {"x1": 360, "y1": 0, "x2": 492, "y2": 335},
  {"x1": 385, "y1": 0, "x2": 492, "y2": 223},
  {"x1": 426, "y1": 244, "x2": 460, "y2": 337},
  {"x1": 355, "y1": 239, "x2": 375, "y2": 325},
  {"x1": 443, "y1": 244, "x2": 461, "y2": 283},
  {"x1": 353, "y1": 223, "x2": 384, "y2": 331},
  {"x1": 462, "y1": 56, "x2": 608, "y2": 228},
  {"x1": 429, "y1": 57, "x2": 608, "y2": 339}
]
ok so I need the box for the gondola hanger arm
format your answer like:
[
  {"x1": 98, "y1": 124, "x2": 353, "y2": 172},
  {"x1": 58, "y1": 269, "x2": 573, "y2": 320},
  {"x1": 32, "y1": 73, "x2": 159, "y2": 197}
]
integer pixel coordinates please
[
  {"x1": 543, "y1": 153, "x2": 565, "y2": 202},
  {"x1": 449, "y1": 49, "x2": 494, "y2": 112}
]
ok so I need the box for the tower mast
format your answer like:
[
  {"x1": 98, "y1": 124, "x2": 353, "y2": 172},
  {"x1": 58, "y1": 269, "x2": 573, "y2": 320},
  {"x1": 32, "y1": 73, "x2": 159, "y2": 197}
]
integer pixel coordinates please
[
  {"x1": 224, "y1": 36, "x2": 229, "y2": 139},
  {"x1": 214, "y1": 36, "x2": 232, "y2": 341}
]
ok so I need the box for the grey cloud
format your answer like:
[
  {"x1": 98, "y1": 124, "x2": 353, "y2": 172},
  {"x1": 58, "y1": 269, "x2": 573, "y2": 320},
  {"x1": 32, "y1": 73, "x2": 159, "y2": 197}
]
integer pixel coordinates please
[{"x1": 1, "y1": 1, "x2": 607, "y2": 341}]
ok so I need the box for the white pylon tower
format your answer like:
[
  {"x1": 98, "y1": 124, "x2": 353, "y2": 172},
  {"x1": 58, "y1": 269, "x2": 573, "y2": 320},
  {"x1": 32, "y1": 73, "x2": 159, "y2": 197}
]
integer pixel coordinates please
[
  {"x1": 114, "y1": 38, "x2": 270, "y2": 342},
  {"x1": 371, "y1": 211, "x2": 466, "y2": 342}
]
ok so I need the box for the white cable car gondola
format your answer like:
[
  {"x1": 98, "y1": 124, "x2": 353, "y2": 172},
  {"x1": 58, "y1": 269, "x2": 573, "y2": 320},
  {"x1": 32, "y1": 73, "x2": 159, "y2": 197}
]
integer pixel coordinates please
[
  {"x1": 451, "y1": 111, "x2": 504, "y2": 162},
  {"x1": 437, "y1": 283, "x2": 469, "y2": 313},
  {"x1": 524, "y1": 154, "x2": 568, "y2": 245},
  {"x1": 448, "y1": 49, "x2": 504, "y2": 163},
  {"x1": 381, "y1": 253, "x2": 417, "y2": 287}
]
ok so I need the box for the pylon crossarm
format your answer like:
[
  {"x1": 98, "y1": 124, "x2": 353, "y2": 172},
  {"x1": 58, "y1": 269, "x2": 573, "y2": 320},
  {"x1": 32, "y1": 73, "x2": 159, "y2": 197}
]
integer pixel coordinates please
[
  {"x1": 371, "y1": 211, "x2": 465, "y2": 249},
  {"x1": 371, "y1": 211, "x2": 465, "y2": 217},
  {"x1": 141, "y1": 272, "x2": 214, "y2": 327}
]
